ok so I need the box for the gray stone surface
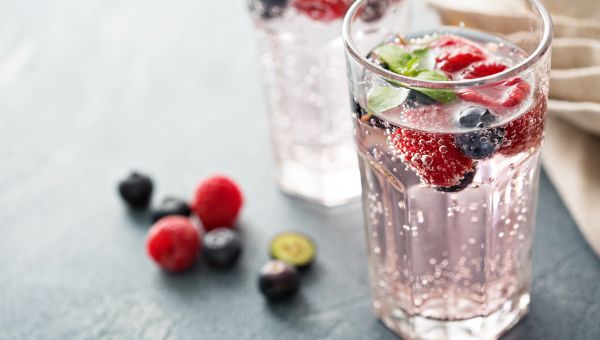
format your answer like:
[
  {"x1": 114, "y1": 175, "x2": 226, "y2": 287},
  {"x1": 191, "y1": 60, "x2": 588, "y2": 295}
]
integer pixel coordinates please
[{"x1": 0, "y1": 1, "x2": 599, "y2": 339}]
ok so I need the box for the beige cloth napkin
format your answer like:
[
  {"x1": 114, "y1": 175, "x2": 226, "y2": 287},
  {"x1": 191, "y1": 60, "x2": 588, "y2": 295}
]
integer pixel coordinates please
[{"x1": 426, "y1": 0, "x2": 600, "y2": 256}]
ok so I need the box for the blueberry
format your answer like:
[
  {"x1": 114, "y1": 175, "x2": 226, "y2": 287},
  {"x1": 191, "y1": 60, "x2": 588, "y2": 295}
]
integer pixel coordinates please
[
  {"x1": 405, "y1": 90, "x2": 437, "y2": 108},
  {"x1": 203, "y1": 228, "x2": 242, "y2": 268},
  {"x1": 455, "y1": 128, "x2": 505, "y2": 160},
  {"x1": 437, "y1": 170, "x2": 476, "y2": 193},
  {"x1": 151, "y1": 197, "x2": 191, "y2": 222},
  {"x1": 351, "y1": 98, "x2": 387, "y2": 129},
  {"x1": 360, "y1": 0, "x2": 390, "y2": 23},
  {"x1": 458, "y1": 106, "x2": 496, "y2": 128},
  {"x1": 252, "y1": 0, "x2": 288, "y2": 19},
  {"x1": 455, "y1": 106, "x2": 504, "y2": 160},
  {"x1": 118, "y1": 172, "x2": 153, "y2": 209},
  {"x1": 258, "y1": 260, "x2": 300, "y2": 300}
]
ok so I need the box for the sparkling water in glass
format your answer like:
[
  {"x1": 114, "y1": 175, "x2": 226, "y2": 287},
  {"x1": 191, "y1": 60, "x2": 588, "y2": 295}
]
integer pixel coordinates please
[{"x1": 343, "y1": 0, "x2": 552, "y2": 338}]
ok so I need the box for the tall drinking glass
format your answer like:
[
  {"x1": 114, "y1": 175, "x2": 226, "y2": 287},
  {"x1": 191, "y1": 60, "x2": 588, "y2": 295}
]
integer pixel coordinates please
[
  {"x1": 246, "y1": 0, "x2": 370, "y2": 206},
  {"x1": 343, "y1": 0, "x2": 552, "y2": 338}
]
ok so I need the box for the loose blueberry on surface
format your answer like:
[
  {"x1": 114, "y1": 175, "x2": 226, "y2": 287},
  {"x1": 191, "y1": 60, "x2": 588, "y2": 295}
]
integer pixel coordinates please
[
  {"x1": 405, "y1": 90, "x2": 437, "y2": 108},
  {"x1": 118, "y1": 172, "x2": 153, "y2": 209},
  {"x1": 455, "y1": 106, "x2": 504, "y2": 160},
  {"x1": 252, "y1": 0, "x2": 288, "y2": 19},
  {"x1": 203, "y1": 228, "x2": 242, "y2": 268},
  {"x1": 437, "y1": 170, "x2": 476, "y2": 193},
  {"x1": 258, "y1": 260, "x2": 300, "y2": 300},
  {"x1": 151, "y1": 197, "x2": 191, "y2": 222},
  {"x1": 270, "y1": 232, "x2": 316, "y2": 268}
]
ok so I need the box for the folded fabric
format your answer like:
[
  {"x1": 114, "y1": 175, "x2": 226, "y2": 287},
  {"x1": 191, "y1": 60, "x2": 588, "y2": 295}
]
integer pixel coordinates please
[{"x1": 425, "y1": 0, "x2": 600, "y2": 257}]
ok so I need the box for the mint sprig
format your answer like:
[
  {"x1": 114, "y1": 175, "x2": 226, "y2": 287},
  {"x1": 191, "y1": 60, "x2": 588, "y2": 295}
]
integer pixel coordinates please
[
  {"x1": 368, "y1": 43, "x2": 456, "y2": 109},
  {"x1": 367, "y1": 86, "x2": 409, "y2": 113}
]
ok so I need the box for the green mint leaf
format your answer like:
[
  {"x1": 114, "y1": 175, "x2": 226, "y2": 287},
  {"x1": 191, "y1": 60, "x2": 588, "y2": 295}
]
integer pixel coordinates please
[
  {"x1": 412, "y1": 48, "x2": 433, "y2": 69},
  {"x1": 413, "y1": 70, "x2": 457, "y2": 103},
  {"x1": 367, "y1": 86, "x2": 410, "y2": 113},
  {"x1": 374, "y1": 45, "x2": 413, "y2": 75}
]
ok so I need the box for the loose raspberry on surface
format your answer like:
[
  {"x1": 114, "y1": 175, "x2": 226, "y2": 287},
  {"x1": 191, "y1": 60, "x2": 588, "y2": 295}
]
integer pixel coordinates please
[
  {"x1": 292, "y1": 0, "x2": 352, "y2": 21},
  {"x1": 499, "y1": 97, "x2": 546, "y2": 155},
  {"x1": 191, "y1": 175, "x2": 244, "y2": 231},
  {"x1": 146, "y1": 216, "x2": 201, "y2": 272},
  {"x1": 391, "y1": 128, "x2": 475, "y2": 188}
]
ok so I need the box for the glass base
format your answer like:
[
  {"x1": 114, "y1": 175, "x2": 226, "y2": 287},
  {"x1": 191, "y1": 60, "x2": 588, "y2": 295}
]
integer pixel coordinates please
[
  {"x1": 375, "y1": 293, "x2": 530, "y2": 340},
  {"x1": 276, "y1": 160, "x2": 361, "y2": 207}
]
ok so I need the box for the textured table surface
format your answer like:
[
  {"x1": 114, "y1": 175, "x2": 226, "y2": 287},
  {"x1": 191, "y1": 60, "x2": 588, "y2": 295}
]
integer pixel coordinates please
[{"x1": 1, "y1": 1, "x2": 599, "y2": 339}]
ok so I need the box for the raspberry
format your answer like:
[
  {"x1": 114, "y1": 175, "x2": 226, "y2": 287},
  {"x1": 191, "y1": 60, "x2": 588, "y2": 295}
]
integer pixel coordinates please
[
  {"x1": 146, "y1": 216, "x2": 201, "y2": 272},
  {"x1": 433, "y1": 35, "x2": 486, "y2": 73},
  {"x1": 499, "y1": 97, "x2": 546, "y2": 155},
  {"x1": 292, "y1": 0, "x2": 352, "y2": 21},
  {"x1": 191, "y1": 175, "x2": 244, "y2": 231},
  {"x1": 392, "y1": 128, "x2": 474, "y2": 188},
  {"x1": 462, "y1": 61, "x2": 507, "y2": 79},
  {"x1": 458, "y1": 77, "x2": 531, "y2": 110}
]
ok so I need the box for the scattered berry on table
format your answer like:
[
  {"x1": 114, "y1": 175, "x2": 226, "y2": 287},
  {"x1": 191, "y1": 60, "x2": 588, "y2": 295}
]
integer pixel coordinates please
[
  {"x1": 258, "y1": 260, "x2": 300, "y2": 300},
  {"x1": 146, "y1": 216, "x2": 201, "y2": 272},
  {"x1": 270, "y1": 232, "x2": 316, "y2": 268},
  {"x1": 118, "y1": 172, "x2": 153, "y2": 209},
  {"x1": 191, "y1": 175, "x2": 244, "y2": 231},
  {"x1": 203, "y1": 228, "x2": 242, "y2": 268},
  {"x1": 151, "y1": 197, "x2": 191, "y2": 223},
  {"x1": 292, "y1": 0, "x2": 353, "y2": 22}
]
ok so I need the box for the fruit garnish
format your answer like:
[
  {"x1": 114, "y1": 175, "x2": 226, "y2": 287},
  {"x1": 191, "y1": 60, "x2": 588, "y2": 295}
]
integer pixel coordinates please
[
  {"x1": 191, "y1": 175, "x2": 244, "y2": 231},
  {"x1": 433, "y1": 35, "x2": 486, "y2": 73},
  {"x1": 292, "y1": 0, "x2": 352, "y2": 21},
  {"x1": 437, "y1": 170, "x2": 476, "y2": 193},
  {"x1": 500, "y1": 97, "x2": 546, "y2": 155},
  {"x1": 203, "y1": 228, "x2": 242, "y2": 268},
  {"x1": 118, "y1": 172, "x2": 153, "y2": 209},
  {"x1": 146, "y1": 216, "x2": 201, "y2": 272},
  {"x1": 270, "y1": 232, "x2": 316, "y2": 268},
  {"x1": 462, "y1": 61, "x2": 508, "y2": 79},
  {"x1": 360, "y1": 0, "x2": 390, "y2": 22},
  {"x1": 258, "y1": 260, "x2": 300, "y2": 300},
  {"x1": 459, "y1": 77, "x2": 531, "y2": 109},
  {"x1": 151, "y1": 197, "x2": 191, "y2": 223},
  {"x1": 454, "y1": 106, "x2": 504, "y2": 160},
  {"x1": 391, "y1": 126, "x2": 474, "y2": 188},
  {"x1": 405, "y1": 89, "x2": 437, "y2": 108}
]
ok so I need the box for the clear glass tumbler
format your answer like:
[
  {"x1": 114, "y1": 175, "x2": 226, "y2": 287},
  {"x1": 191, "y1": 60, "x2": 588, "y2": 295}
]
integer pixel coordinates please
[
  {"x1": 246, "y1": 0, "x2": 367, "y2": 206},
  {"x1": 343, "y1": 0, "x2": 552, "y2": 338}
]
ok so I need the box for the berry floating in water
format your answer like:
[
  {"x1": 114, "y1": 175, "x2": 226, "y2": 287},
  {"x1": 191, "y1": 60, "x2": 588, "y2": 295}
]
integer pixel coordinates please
[
  {"x1": 455, "y1": 106, "x2": 504, "y2": 160},
  {"x1": 405, "y1": 90, "x2": 437, "y2": 108},
  {"x1": 203, "y1": 228, "x2": 242, "y2": 268},
  {"x1": 118, "y1": 172, "x2": 153, "y2": 209},
  {"x1": 191, "y1": 175, "x2": 244, "y2": 231},
  {"x1": 151, "y1": 196, "x2": 191, "y2": 223},
  {"x1": 270, "y1": 232, "x2": 316, "y2": 268},
  {"x1": 437, "y1": 170, "x2": 476, "y2": 193},
  {"x1": 258, "y1": 260, "x2": 300, "y2": 300},
  {"x1": 146, "y1": 216, "x2": 201, "y2": 272}
]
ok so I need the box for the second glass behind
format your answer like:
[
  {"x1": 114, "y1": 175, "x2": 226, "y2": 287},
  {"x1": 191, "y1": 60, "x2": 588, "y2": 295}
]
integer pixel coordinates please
[{"x1": 247, "y1": 0, "x2": 399, "y2": 206}]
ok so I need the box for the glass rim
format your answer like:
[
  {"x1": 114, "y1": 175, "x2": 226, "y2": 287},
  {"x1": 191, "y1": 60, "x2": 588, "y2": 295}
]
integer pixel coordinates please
[{"x1": 342, "y1": 0, "x2": 553, "y2": 89}]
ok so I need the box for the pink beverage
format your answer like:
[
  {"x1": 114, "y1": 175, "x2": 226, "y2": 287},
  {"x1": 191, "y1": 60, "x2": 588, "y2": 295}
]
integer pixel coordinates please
[
  {"x1": 343, "y1": 1, "x2": 552, "y2": 338},
  {"x1": 246, "y1": 0, "x2": 368, "y2": 206}
]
